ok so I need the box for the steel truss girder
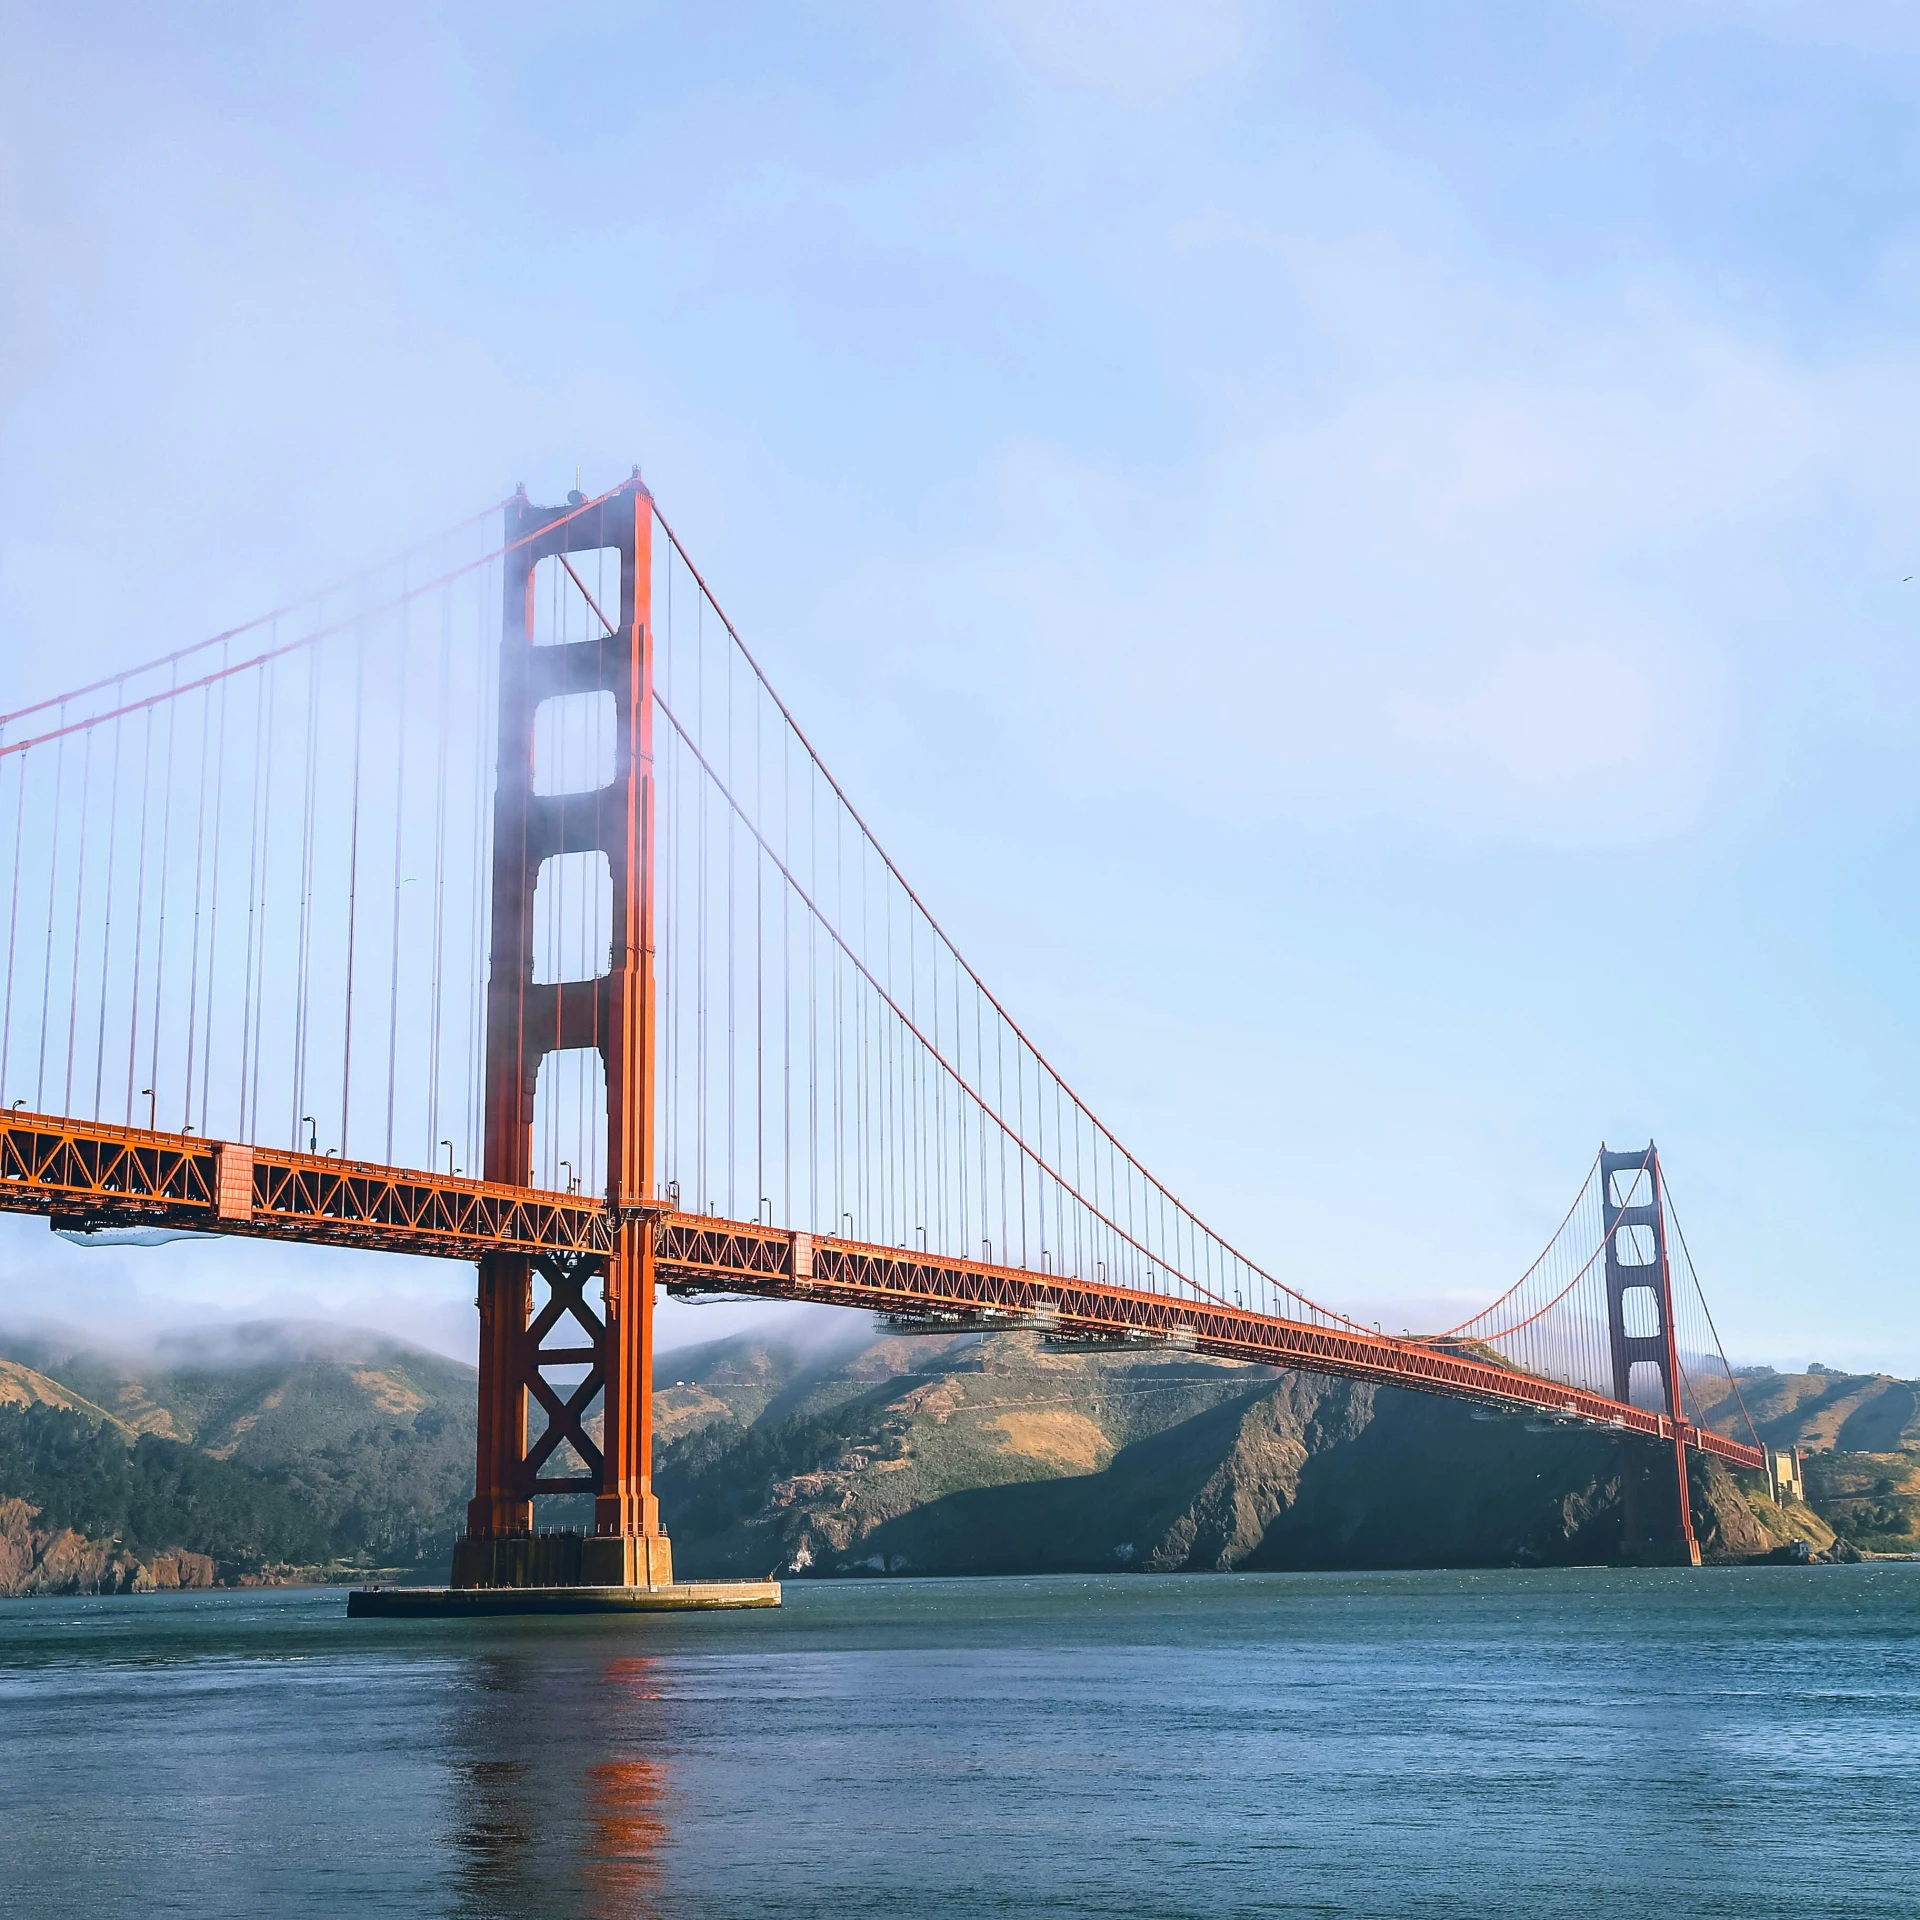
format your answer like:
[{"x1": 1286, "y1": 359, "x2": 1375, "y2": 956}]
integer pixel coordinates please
[
  {"x1": 0, "y1": 1108, "x2": 1761, "y2": 1475},
  {"x1": 654, "y1": 1217, "x2": 1766, "y2": 1474},
  {"x1": 0, "y1": 1111, "x2": 612, "y2": 1258}
]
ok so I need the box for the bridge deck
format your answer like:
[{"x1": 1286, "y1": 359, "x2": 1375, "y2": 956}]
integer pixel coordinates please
[{"x1": 0, "y1": 1108, "x2": 1762, "y2": 1472}]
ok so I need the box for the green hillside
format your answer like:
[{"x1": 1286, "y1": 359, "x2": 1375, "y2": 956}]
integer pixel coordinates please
[
  {"x1": 0, "y1": 1322, "x2": 477, "y2": 1590},
  {"x1": 2, "y1": 1317, "x2": 1905, "y2": 1594},
  {"x1": 0, "y1": 1404, "x2": 331, "y2": 1567}
]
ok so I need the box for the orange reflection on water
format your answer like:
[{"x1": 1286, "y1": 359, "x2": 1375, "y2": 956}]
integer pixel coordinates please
[
  {"x1": 603, "y1": 1655, "x2": 666, "y2": 1700},
  {"x1": 583, "y1": 1757, "x2": 669, "y2": 1915},
  {"x1": 446, "y1": 1652, "x2": 676, "y2": 1918}
]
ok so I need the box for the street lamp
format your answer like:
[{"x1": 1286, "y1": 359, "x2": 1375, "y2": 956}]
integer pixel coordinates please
[
  {"x1": 140, "y1": 1087, "x2": 156, "y2": 1130},
  {"x1": 301, "y1": 1116, "x2": 316, "y2": 1154},
  {"x1": 441, "y1": 1139, "x2": 455, "y2": 1176}
]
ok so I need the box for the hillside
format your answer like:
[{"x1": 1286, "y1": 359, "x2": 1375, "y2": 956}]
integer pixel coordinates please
[
  {"x1": 0, "y1": 1321, "x2": 477, "y2": 1591},
  {"x1": 648, "y1": 1328, "x2": 1854, "y2": 1577},
  {"x1": 2, "y1": 1317, "x2": 1905, "y2": 1594},
  {"x1": 0, "y1": 1405, "x2": 332, "y2": 1592},
  {"x1": 1695, "y1": 1364, "x2": 1920, "y2": 1453}
]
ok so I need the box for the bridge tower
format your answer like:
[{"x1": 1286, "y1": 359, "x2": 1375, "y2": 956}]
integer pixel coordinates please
[
  {"x1": 453, "y1": 475, "x2": 671, "y2": 1590},
  {"x1": 1600, "y1": 1143, "x2": 1700, "y2": 1567}
]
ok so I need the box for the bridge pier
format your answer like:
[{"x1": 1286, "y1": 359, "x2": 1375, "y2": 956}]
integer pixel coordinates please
[{"x1": 451, "y1": 476, "x2": 675, "y2": 1593}]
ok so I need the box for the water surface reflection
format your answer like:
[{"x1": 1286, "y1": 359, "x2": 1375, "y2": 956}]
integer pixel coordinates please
[{"x1": 446, "y1": 1650, "x2": 671, "y2": 1918}]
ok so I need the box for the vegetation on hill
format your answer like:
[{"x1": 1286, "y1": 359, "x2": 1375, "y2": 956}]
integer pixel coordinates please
[
  {"x1": 0, "y1": 1403, "x2": 330, "y2": 1567},
  {"x1": 1802, "y1": 1451, "x2": 1920, "y2": 1551},
  {"x1": 649, "y1": 1328, "x2": 1851, "y2": 1578},
  {"x1": 2, "y1": 1317, "x2": 1909, "y2": 1594},
  {"x1": 0, "y1": 1323, "x2": 477, "y2": 1589},
  {"x1": 1695, "y1": 1365, "x2": 1920, "y2": 1453}
]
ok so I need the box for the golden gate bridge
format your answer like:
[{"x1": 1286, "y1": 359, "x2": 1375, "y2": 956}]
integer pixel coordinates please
[{"x1": 0, "y1": 473, "x2": 1763, "y2": 1593}]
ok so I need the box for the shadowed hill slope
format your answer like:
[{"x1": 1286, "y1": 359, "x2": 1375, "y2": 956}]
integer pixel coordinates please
[{"x1": 651, "y1": 1328, "x2": 1838, "y2": 1577}]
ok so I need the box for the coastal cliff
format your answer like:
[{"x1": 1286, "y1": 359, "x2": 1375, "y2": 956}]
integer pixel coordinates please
[{"x1": 0, "y1": 1497, "x2": 217, "y2": 1595}]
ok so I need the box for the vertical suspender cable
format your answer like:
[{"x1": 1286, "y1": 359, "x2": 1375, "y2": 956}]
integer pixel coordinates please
[
  {"x1": 123, "y1": 706, "x2": 156, "y2": 1123},
  {"x1": 755, "y1": 670, "x2": 764, "y2": 1220},
  {"x1": 339, "y1": 620, "x2": 368, "y2": 1154},
  {"x1": 726, "y1": 620, "x2": 736, "y2": 1216},
  {"x1": 384, "y1": 599, "x2": 411, "y2": 1164},
  {"x1": 0, "y1": 744, "x2": 27, "y2": 1102},
  {"x1": 464, "y1": 565, "x2": 489, "y2": 1174},
  {"x1": 238, "y1": 653, "x2": 270, "y2": 1141},
  {"x1": 91, "y1": 709, "x2": 125, "y2": 1119},
  {"x1": 782, "y1": 719, "x2": 791, "y2": 1227},
  {"x1": 196, "y1": 655, "x2": 232, "y2": 1135},
  {"x1": 696, "y1": 591, "x2": 708, "y2": 1208},
  {"x1": 427, "y1": 570, "x2": 452, "y2": 1164},
  {"x1": 290, "y1": 645, "x2": 318, "y2": 1143},
  {"x1": 180, "y1": 678, "x2": 214, "y2": 1128},
  {"x1": 145, "y1": 672, "x2": 181, "y2": 1119},
  {"x1": 34, "y1": 715, "x2": 68, "y2": 1107},
  {"x1": 61, "y1": 721, "x2": 95, "y2": 1112}
]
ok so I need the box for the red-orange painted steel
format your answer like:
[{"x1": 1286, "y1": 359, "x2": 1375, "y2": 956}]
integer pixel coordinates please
[
  {"x1": 654, "y1": 1216, "x2": 1765, "y2": 1473},
  {"x1": 0, "y1": 1106, "x2": 1762, "y2": 1476},
  {"x1": 470, "y1": 480, "x2": 665, "y2": 1554}
]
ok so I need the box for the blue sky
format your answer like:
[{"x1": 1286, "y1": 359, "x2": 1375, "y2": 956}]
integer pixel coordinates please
[{"x1": 3, "y1": 2, "x2": 1919, "y2": 1370}]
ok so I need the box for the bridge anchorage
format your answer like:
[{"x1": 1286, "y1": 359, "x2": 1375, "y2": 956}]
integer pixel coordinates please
[{"x1": 0, "y1": 472, "x2": 1762, "y2": 1601}]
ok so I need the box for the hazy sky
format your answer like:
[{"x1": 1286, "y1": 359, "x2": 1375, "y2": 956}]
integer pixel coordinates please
[{"x1": 3, "y1": 2, "x2": 1919, "y2": 1371}]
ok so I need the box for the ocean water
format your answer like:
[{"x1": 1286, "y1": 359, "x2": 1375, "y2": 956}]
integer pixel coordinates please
[{"x1": 1, "y1": 1567, "x2": 1916, "y2": 1918}]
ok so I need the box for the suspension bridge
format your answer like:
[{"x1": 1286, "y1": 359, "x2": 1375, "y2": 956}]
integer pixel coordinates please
[{"x1": 0, "y1": 473, "x2": 1764, "y2": 1591}]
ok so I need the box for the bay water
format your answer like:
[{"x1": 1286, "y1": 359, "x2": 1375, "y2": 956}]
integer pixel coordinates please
[{"x1": 2, "y1": 1566, "x2": 1915, "y2": 1917}]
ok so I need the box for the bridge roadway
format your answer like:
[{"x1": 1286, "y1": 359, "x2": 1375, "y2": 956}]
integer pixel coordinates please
[{"x1": 0, "y1": 1107, "x2": 1762, "y2": 1473}]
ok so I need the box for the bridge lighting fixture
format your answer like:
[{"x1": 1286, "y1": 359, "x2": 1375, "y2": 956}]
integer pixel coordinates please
[
  {"x1": 140, "y1": 1088, "x2": 156, "y2": 1129},
  {"x1": 301, "y1": 1115, "x2": 316, "y2": 1154},
  {"x1": 441, "y1": 1140, "x2": 454, "y2": 1176}
]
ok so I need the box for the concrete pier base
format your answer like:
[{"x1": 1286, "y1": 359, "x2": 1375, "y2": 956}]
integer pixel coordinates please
[
  {"x1": 449, "y1": 1531, "x2": 675, "y2": 1590},
  {"x1": 347, "y1": 1578, "x2": 780, "y2": 1618}
]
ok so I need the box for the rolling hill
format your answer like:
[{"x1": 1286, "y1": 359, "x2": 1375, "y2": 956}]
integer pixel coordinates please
[{"x1": 0, "y1": 1314, "x2": 1904, "y2": 1593}]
